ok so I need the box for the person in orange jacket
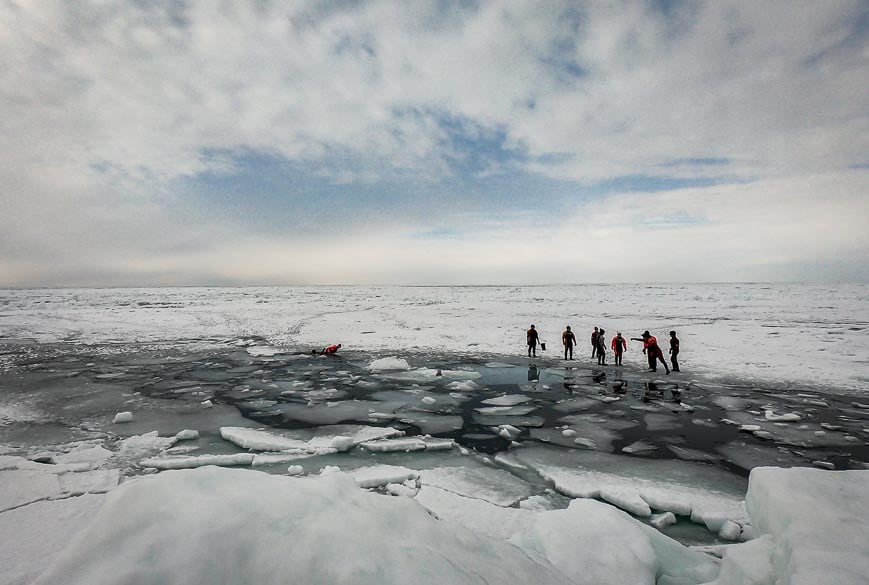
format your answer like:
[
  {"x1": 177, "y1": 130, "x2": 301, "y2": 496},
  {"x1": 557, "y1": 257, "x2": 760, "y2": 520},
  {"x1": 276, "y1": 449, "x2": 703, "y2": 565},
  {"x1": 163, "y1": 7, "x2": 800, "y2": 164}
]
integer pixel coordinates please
[
  {"x1": 321, "y1": 343, "x2": 342, "y2": 355},
  {"x1": 611, "y1": 332, "x2": 627, "y2": 366},
  {"x1": 631, "y1": 331, "x2": 670, "y2": 374}
]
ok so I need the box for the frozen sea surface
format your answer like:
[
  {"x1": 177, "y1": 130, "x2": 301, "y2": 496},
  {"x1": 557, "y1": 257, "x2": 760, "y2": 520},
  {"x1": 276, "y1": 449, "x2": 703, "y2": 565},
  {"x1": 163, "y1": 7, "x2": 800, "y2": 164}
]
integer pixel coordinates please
[{"x1": 1, "y1": 284, "x2": 867, "y2": 392}]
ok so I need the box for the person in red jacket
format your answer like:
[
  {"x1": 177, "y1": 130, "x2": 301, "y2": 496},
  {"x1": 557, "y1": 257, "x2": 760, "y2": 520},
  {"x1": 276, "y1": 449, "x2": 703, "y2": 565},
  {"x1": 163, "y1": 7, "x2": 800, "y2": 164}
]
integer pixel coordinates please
[
  {"x1": 321, "y1": 343, "x2": 342, "y2": 355},
  {"x1": 632, "y1": 331, "x2": 670, "y2": 374},
  {"x1": 611, "y1": 332, "x2": 627, "y2": 366}
]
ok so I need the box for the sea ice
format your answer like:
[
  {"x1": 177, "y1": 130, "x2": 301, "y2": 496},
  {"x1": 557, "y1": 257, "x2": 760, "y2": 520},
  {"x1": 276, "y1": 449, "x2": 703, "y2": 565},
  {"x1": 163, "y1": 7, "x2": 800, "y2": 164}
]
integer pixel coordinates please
[
  {"x1": 0, "y1": 494, "x2": 106, "y2": 585},
  {"x1": 482, "y1": 394, "x2": 533, "y2": 406},
  {"x1": 419, "y1": 465, "x2": 533, "y2": 507},
  {"x1": 112, "y1": 412, "x2": 133, "y2": 424},
  {"x1": 413, "y1": 485, "x2": 534, "y2": 541},
  {"x1": 509, "y1": 499, "x2": 719, "y2": 585},
  {"x1": 745, "y1": 467, "x2": 869, "y2": 585},
  {"x1": 622, "y1": 440, "x2": 658, "y2": 454},
  {"x1": 175, "y1": 429, "x2": 199, "y2": 441},
  {"x1": 32, "y1": 467, "x2": 575, "y2": 585},
  {"x1": 503, "y1": 446, "x2": 747, "y2": 532},
  {"x1": 286, "y1": 465, "x2": 304, "y2": 476},
  {"x1": 359, "y1": 437, "x2": 427, "y2": 452},
  {"x1": 718, "y1": 520, "x2": 742, "y2": 541},
  {"x1": 350, "y1": 465, "x2": 419, "y2": 489},
  {"x1": 398, "y1": 413, "x2": 464, "y2": 434},
  {"x1": 219, "y1": 427, "x2": 315, "y2": 452},
  {"x1": 367, "y1": 357, "x2": 411, "y2": 372},
  {"x1": 644, "y1": 413, "x2": 681, "y2": 431},
  {"x1": 650, "y1": 511, "x2": 677, "y2": 529},
  {"x1": 763, "y1": 410, "x2": 801, "y2": 422},
  {"x1": 0, "y1": 469, "x2": 62, "y2": 512},
  {"x1": 666, "y1": 446, "x2": 720, "y2": 463},
  {"x1": 715, "y1": 442, "x2": 806, "y2": 471},
  {"x1": 141, "y1": 454, "x2": 255, "y2": 470},
  {"x1": 57, "y1": 469, "x2": 120, "y2": 495},
  {"x1": 704, "y1": 535, "x2": 774, "y2": 585}
]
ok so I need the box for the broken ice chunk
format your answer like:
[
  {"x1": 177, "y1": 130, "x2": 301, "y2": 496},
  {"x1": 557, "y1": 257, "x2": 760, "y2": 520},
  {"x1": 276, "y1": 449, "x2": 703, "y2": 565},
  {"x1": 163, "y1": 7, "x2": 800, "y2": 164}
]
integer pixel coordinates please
[
  {"x1": 350, "y1": 465, "x2": 419, "y2": 489},
  {"x1": 368, "y1": 357, "x2": 411, "y2": 372},
  {"x1": 498, "y1": 425, "x2": 522, "y2": 441},
  {"x1": 718, "y1": 520, "x2": 742, "y2": 541},
  {"x1": 113, "y1": 412, "x2": 133, "y2": 424},
  {"x1": 763, "y1": 410, "x2": 801, "y2": 422},
  {"x1": 359, "y1": 437, "x2": 427, "y2": 453},
  {"x1": 482, "y1": 395, "x2": 532, "y2": 406},
  {"x1": 600, "y1": 489, "x2": 651, "y2": 517},
  {"x1": 175, "y1": 429, "x2": 199, "y2": 441},
  {"x1": 622, "y1": 441, "x2": 658, "y2": 454},
  {"x1": 140, "y1": 454, "x2": 254, "y2": 470},
  {"x1": 286, "y1": 465, "x2": 304, "y2": 476},
  {"x1": 650, "y1": 511, "x2": 677, "y2": 529}
]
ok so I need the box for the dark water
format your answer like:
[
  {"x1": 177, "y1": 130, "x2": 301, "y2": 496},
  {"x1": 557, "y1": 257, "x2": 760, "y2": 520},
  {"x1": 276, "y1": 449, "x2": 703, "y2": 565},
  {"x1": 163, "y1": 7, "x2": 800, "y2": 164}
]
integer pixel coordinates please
[{"x1": 2, "y1": 338, "x2": 867, "y2": 475}]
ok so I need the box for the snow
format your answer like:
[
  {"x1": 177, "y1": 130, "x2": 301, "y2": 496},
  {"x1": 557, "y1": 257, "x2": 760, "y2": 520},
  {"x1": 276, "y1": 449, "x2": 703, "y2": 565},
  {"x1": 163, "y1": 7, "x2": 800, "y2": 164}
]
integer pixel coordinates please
[
  {"x1": 32, "y1": 467, "x2": 576, "y2": 585},
  {"x1": 745, "y1": 467, "x2": 869, "y2": 585}
]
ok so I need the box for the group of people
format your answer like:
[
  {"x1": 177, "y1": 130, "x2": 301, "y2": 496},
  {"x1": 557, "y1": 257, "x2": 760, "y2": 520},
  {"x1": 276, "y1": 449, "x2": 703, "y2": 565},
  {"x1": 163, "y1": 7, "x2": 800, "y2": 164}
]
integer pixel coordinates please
[{"x1": 526, "y1": 325, "x2": 680, "y2": 374}]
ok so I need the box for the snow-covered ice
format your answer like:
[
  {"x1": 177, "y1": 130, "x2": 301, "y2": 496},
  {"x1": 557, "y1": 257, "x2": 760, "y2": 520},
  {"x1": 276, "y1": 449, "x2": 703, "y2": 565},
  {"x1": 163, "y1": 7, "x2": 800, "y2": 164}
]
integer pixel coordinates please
[
  {"x1": 3, "y1": 284, "x2": 866, "y2": 391},
  {"x1": 32, "y1": 467, "x2": 577, "y2": 585},
  {"x1": 745, "y1": 467, "x2": 869, "y2": 585}
]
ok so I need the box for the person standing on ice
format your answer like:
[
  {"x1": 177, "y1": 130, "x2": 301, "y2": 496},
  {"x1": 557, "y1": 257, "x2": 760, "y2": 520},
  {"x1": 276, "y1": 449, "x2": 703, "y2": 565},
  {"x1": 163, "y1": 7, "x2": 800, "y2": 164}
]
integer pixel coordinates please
[
  {"x1": 669, "y1": 331, "x2": 680, "y2": 372},
  {"x1": 562, "y1": 326, "x2": 577, "y2": 360},
  {"x1": 611, "y1": 332, "x2": 627, "y2": 366},
  {"x1": 526, "y1": 324, "x2": 539, "y2": 358},
  {"x1": 591, "y1": 326, "x2": 599, "y2": 359},
  {"x1": 632, "y1": 331, "x2": 670, "y2": 374},
  {"x1": 596, "y1": 328, "x2": 607, "y2": 365}
]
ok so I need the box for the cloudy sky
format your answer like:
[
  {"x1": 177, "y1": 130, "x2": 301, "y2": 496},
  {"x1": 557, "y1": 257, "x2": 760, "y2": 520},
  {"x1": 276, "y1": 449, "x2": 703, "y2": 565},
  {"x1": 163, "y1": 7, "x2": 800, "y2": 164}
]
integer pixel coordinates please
[{"x1": 2, "y1": 1, "x2": 867, "y2": 286}]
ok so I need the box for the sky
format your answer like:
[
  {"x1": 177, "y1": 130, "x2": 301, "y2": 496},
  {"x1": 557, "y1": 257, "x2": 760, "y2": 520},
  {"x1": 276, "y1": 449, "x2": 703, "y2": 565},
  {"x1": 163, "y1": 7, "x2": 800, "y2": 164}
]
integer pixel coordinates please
[{"x1": 1, "y1": 0, "x2": 867, "y2": 286}]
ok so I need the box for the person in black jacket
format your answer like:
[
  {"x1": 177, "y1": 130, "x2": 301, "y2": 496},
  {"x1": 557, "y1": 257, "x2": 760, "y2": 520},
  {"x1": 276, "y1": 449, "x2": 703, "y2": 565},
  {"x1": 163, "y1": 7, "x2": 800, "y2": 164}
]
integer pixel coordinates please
[
  {"x1": 669, "y1": 331, "x2": 680, "y2": 372},
  {"x1": 562, "y1": 326, "x2": 577, "y2": 360},
  {"x1": 526, "y1": 324, "x2": 539, "y2": 357},
  {"x1": 596, "y1": 328, "x2": 607, "y2": 365}
]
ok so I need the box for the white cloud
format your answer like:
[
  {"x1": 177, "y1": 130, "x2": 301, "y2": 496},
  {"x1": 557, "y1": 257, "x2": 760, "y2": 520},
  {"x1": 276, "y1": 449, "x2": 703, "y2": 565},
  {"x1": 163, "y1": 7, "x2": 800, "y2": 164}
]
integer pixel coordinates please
[{"x1": 0, "y1": 1, "x2": 867, "y2": 285}]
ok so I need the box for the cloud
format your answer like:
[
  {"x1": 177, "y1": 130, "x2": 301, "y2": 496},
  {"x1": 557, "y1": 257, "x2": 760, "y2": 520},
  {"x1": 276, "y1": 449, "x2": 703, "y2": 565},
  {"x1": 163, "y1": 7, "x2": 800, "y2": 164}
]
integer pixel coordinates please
[{"x1": 0, "y1": 1, "x2": 867, "y2": 285}]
